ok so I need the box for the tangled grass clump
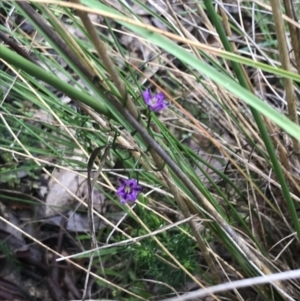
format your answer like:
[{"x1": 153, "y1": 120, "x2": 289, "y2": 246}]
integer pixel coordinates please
[{"x1": 0, "y1": 0, "x2": 300, "y2": 300}]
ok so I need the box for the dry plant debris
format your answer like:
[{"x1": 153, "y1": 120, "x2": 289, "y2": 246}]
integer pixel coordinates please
[{"x1": 0, "y1": 0, "x2": 300, "y2": 300}]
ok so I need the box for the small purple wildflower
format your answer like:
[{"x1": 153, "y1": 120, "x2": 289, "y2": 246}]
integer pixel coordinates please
[
  {"x1": 142, "y1": 88, "x2": 169, "y2": 112},
  {"x1": 117, "y1": 178, "x2": 142, "y2": 205}
]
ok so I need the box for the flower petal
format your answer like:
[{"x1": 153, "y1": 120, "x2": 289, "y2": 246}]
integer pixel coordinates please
[
  {"x1": 127, "y1": 179, "x2": 138, "y2": 187},
  {"x1": 152, "y1": 102, "x2": 168, "y2": 112},
  {"x1": 117, "y1": 191, "x2": 126, "y2": 199},
  {"x1": 117, "y1": 184, "x2": 125, "y2": 193},
  {"x1": 142, "y1": 89, "x2": 152, "y2": 104},
  {"x1": 119, "y1": 178, "x2": 127, "y2": 185},
  {"x1": 120, "y1": 198, "x2": 127, "y2": 205},
  {"x1": 143, "y1": 90, "x2": 168, "y2": 112},
  {"x1": 127, "y1": 193, "x2": 137, "y2": 202},
  {"x1": 117, "y1": 178, "x2": 142, "y2": 204},
  {"x1": 155, "y1": 92, "x2": 165, "y2": 102}
]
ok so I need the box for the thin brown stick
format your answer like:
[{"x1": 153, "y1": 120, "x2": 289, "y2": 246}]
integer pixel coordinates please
[{"x1": 270, "y1": 0, "x2": 300, "y2": 166}]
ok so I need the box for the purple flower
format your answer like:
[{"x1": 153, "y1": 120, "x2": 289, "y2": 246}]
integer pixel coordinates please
[
  {"x1": 117, "y1": 178, "x2": 142, "y2": 205},
  {"x1": 142, "y1": 88, "x2": 169, "y2": 112}
]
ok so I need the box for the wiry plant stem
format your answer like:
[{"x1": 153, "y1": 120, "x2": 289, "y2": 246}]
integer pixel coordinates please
[
  {"x1": 270, "y1": 0, "x2": 300, "y2": 165},
  {"x1": 282, "y1": 0, "x2": 300, "y2": 77}
]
